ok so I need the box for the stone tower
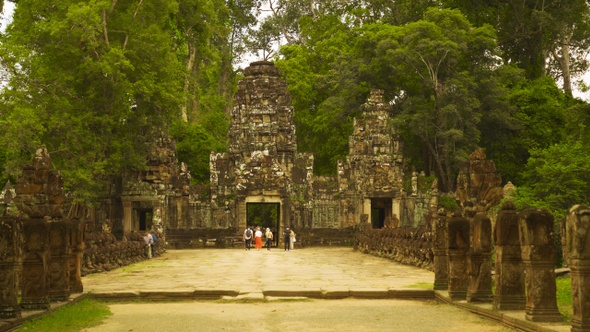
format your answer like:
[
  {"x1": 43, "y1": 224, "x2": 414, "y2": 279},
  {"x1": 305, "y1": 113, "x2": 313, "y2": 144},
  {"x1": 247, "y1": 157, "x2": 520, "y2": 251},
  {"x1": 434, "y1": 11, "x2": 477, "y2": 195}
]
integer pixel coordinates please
[
  {"x1": 211, "y1": 61, "x2": 313, "y2": 231},
  {"x1": 338, "y1": 89, "x2": 405, "y2": 228},
  {"x1": 229, "y1": 61, "x2": 297, "y2": 173}
]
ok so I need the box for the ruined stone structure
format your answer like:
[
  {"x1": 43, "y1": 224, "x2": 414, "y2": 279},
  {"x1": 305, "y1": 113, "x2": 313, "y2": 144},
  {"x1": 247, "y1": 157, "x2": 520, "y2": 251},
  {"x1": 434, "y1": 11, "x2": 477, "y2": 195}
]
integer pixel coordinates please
[
  {"x1": 455, "y1": 148, "x2": 503, "y2": 213},
  {"x1": 0, "y1": 148, "x2": 86, "y2": 318},
  {"x1": 0, "y1": 148, "x2": 78, "y2": 311},
  {"x1": 566, "y1": 205, "x2": 590, "y2": 332},
  {"x1": 102, "y1": 61, "x2": 436, "y2": 248},
  {"x1": 355, "y1": 223, "x2": 433, "y2": 269}
]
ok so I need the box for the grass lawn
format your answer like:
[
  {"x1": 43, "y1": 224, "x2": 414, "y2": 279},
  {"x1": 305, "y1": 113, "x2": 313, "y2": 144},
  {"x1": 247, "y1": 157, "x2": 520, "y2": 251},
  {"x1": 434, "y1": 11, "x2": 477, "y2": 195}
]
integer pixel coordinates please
[
  {"x1": 556, "y1": 275, "x2": 573, "y2": 322},
  {"x1": 16, "y1": 299, "x2": 111, "y2": 332}
]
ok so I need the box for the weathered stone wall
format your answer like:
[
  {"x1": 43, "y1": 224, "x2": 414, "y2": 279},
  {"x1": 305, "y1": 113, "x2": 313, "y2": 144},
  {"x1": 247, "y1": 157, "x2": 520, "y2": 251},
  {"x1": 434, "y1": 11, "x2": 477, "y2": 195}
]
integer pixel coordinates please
[
  {"x1": 311, "y1": 177, "x2": 340, "y2": 229},
  {"x1": 81, "y1": 232, "x2": 160, "y2": 275},
  {"x1": 165, "y1": 228, "x2": 242, "y2": 249},
  {"x1": 295, "y1": 227, "x2": 356, "y2": 247},
  {"x1": 355, "y1": 223, "x2": 433, "y2": 269}
]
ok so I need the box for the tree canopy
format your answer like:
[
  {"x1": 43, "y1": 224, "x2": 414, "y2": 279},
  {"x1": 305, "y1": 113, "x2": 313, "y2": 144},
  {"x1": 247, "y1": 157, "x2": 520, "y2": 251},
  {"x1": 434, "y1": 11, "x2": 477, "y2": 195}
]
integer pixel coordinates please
[{"x1": 0, "y1": 0, "x2": 589, "y2": 217}]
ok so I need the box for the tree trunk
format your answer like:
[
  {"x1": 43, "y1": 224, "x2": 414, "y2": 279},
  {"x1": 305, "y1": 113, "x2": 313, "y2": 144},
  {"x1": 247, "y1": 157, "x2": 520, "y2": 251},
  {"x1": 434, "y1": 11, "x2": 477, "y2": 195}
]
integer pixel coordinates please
[
  {"x1": 553, "y1": 34, "x2": 573, "y2": 97},
  {"x1": 181, "y1": 45, "x2": 196, "y2": 122}
]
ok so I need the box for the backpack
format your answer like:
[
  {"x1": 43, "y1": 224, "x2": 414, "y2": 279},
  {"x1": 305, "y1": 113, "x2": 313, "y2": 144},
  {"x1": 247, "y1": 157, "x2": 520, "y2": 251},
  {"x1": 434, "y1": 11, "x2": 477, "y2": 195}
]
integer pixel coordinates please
[
  {"x1": 151, "y1": 233, "x2": 157, "y2": 243},
  {"x1": 246, "y1": 229, "x2": 252, "y2": 238}
]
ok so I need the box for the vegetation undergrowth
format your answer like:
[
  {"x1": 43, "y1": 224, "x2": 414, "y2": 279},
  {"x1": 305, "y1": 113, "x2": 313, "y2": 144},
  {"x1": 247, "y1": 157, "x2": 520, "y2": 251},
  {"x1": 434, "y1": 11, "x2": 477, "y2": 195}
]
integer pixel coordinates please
[
  {"x1": 17, "y1": 298, "x2": 111, "y2": 332},
  {"x1": 556, "y1": 275, "x2": 573, "y2": 322}
]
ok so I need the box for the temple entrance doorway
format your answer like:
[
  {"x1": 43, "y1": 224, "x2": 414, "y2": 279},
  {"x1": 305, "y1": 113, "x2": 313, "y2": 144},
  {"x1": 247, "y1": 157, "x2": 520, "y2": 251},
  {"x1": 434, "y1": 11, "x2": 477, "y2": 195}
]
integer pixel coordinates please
[
  {"x1": 370, "y1": 198, "x2": 392, "y2": 229},
  {"x1": 247, "y1": 202, "x2": 280, "y2": 247},
  {"x1": 137, "y1": 209, "x2": 153, "y2": 231}
]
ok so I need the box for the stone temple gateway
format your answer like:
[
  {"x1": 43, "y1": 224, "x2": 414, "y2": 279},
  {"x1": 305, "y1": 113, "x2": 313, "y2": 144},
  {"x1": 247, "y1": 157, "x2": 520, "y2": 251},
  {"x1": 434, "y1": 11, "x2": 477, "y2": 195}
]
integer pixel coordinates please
[
  {"x1": 40, "y1": 60, "x2": 435, "y2": 247},
  {"x1": 136, "y1": 60, "x2": 436, "y2": 247}
]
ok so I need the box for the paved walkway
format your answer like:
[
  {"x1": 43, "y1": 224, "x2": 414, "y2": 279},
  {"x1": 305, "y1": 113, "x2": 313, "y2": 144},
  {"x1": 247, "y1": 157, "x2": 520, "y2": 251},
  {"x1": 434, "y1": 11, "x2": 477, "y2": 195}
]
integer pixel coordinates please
[
  {"x1": 83, "y1": 248, "x2": 435, "y2": 297},
  {"x1": 76, "y1": 247, "x2": 569, "y2": 332}
]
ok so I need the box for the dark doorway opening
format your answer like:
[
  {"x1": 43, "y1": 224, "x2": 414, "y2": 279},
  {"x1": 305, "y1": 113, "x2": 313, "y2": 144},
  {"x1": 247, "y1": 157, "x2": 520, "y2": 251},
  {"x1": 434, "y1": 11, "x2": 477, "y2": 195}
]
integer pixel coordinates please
[
  {"x1": 138, "y1": 209, "x2": 153, "y2": 231},
  {"x1": 247, "y1": 203, "x2": 280, "y2": 247},
  {"x1": 371, "y1": 198, "x2": 392, "y2": 229}
]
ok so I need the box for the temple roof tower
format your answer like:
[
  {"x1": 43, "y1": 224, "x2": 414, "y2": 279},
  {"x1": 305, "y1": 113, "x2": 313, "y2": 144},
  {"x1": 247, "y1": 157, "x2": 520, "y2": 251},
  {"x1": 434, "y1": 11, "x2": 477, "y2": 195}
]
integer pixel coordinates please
[
  {"x1": 229, "y1": 61, "x2": 297, "y2": 175},
  {"x1": 342, "y1": 89, "x2": 404, "y2": 196}
]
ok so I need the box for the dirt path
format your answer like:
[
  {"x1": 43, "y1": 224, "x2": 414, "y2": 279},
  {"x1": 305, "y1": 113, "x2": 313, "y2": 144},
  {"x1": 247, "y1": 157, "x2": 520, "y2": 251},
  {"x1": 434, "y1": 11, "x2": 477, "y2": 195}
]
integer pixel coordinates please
[{"x1": 82, "y1": 299, "x2": 515, "y2": 332}]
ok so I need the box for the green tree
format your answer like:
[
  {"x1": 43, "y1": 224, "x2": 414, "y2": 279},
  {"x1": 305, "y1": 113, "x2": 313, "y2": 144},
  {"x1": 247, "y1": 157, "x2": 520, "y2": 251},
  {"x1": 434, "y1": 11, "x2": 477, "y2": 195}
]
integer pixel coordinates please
[
  {"x1": 0, "y1": 0, "x2": 184, "y2": 201},
  {"x1": 517, "y1": 141, "x2": 590, "y2": 218},
  {"x1": 386, "y1": 9, "x2": 497, "y2": 192},
  {"x1": 487, "y1": 77, "x2": 566, "y2": 185},
  {"x1": 276, "y1": 13, "x2": 361, "y2": 175},
  {"x1": 171, "y1": 119, "x2": 227, "y2": 183},
  {"x1": 444, "y1": 0, "x2": 590, "y2": 96}
]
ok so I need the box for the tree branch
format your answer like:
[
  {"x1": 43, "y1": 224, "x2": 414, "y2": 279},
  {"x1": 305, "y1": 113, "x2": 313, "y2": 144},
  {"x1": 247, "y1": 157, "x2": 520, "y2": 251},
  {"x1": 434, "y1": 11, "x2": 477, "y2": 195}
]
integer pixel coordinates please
[{"x1": 123, "y1": 0, "x2": 144, "y2": 51}]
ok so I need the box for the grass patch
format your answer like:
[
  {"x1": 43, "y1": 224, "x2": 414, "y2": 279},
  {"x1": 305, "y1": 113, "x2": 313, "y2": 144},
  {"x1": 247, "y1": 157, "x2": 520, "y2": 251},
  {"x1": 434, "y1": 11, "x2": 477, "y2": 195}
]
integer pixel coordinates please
[
  {"x1": 405, "y1": 282, "x2": 434, "y2": 290},
  {"x1": 17, "y1": 298, "x2": 111, "y2": 332},
  {"x1": 556, "y1": 275, "x2": 573, "y2": 322}
]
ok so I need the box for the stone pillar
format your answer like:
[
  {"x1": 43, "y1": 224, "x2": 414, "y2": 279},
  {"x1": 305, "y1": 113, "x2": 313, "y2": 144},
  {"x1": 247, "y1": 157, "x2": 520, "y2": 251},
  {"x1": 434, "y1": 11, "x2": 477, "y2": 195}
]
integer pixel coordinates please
[
  {"x1": 519, "y1": 208, "x2": 562, "y2": 322},
  {"x1": 467, "y1": 212, "x2": 493, "y2": 302},
  {"x1": 0, "y1": 217, "x2": 23, "y2": 318},
  {"x1": 20, "y1": 219, "x2": 50, "y2": 310},
  {"x1": 566, "y1": 205, "x2": 590, "y2": 331},
  {"x1": 363, "y1": 198, "x2": 371, "y2": 222},
  {"x1": 447, "y1": 213, "x2": 470, "y2": 300},
  {"x1": 69, "y1": 219, "x2": 85, "y2": 293},
  {"x1": 48, "y1": 220, "x2": 72, "y2": 301},
  {"x1": 432, "y1": 211, "x2": 448, "y2": 290},
  {"x1": 493, "y1": 201, "x2": 525, "y2": 310},
  {"x1": 123, "y1": 200, "x2": 132, "y2": 237}
]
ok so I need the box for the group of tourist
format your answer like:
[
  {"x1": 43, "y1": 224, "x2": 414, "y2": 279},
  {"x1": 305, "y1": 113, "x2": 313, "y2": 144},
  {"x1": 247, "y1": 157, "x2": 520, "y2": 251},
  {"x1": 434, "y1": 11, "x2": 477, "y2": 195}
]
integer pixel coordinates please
[
  {"x1": 243, "y1": 226, "x2": 296, "y2": 251},
  {"x1": 142, "y1": 231, "x2": 158, "y2": 258}
]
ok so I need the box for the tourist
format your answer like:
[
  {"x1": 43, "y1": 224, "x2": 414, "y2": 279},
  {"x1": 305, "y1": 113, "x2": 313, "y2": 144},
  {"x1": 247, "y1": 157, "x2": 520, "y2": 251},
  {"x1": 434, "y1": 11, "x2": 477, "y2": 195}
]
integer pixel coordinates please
[
  {"x1": 150, "y1": 230, "x2": 158, "y2": 257},
  {"x1": 265, "y1": 228, "x2": 273, "y2": 250},
  {"x1": 290, "y1": 228, "x2": 296, "y2": 251},
  {"x1": 283, "y1": 227, "x2": 291, "y2": 251},
  {"x1": 143, "y1": 232, "x2": 153, "y2": 259},
  {"x1": 254, "y1": 227, "x2": 263, "y2": 250},
  {"x1": 243, "y1": 226, "x2": 253, "y2": 250}
]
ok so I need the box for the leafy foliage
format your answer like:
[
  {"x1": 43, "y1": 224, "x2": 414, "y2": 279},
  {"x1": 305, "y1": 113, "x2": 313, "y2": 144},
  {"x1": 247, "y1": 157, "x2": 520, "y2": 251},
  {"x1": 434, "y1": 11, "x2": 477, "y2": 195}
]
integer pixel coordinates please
[
  {"x1": 517, "y1": 141, "x2": 590, "y2": 217},
  {"x1": 171, "y1": 118, "x2": 227, "y2": 184},
  {"x1": 0, "y1": 0, "x2": 185, "y2": 200}
]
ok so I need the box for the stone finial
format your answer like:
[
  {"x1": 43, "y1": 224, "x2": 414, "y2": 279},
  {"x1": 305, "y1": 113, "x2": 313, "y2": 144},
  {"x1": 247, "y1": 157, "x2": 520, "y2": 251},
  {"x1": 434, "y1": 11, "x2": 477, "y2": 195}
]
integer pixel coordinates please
[
  {"x1": 469, "y1": 148, "x2": 487, "y2": 160},
  {"x1": 33, "y1": 146, "x2": 52, "y2": 170},
  {"x1": 0, "y1": 181, "x2": 18, "y2": 217},
  {"x1": 455, "y1": 148, "x2": 502, "y2": 211},
  {"x1": 367, "y1": 89, "x2": 385, "y2": 106},
  {"x1": 15, "y1": 147, "x2": 65, "y2": 218},
  {"x1": 503, "y1": 182, "x2": 516, "y2": 201},
  {"x1": 243, "y1": 60, "x2": 280, "y2": 77}
]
